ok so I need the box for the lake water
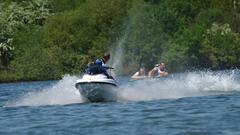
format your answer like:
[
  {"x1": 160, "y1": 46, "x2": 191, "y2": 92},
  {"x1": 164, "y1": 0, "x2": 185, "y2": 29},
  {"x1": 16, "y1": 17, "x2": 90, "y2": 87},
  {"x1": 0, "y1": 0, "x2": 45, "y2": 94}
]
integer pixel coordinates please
[{"x1": 1, "y1": 70, "x2": 240, "y2": 135}]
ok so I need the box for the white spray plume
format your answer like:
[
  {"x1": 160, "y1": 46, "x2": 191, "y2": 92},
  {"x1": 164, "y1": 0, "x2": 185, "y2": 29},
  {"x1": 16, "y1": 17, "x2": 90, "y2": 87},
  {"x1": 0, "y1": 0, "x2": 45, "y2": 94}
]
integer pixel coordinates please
[
  {"x1": 6, "y1": 71, "x2": 240, "y2": 107},
  {"x1": 117, "y1": 71, "x2": 240, "y2": 101},
  {"x1": 109, "y1": 30, "x2": 129, "y2": 76},
  {"x1": 109, "y1": 3, "x2": 142, "y2": 76},
  {"x1": 6, "y1": 75, "x2": 84, "y2": 107}
]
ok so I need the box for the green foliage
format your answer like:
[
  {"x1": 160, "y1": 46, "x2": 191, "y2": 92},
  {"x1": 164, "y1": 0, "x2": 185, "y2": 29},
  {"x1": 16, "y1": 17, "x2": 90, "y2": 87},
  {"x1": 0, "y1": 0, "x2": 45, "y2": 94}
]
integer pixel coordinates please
[
  {"x1": 161, "y1": 24, "x2": 206, "y2": 71},
  {"x1": 200, "y1": 23, "x2": 240, "y2": 69},
  {"x1": 124, "y1": 1, "x2": 180, "y2": 72},
  {"x1": 52, "y1": 0, "x2": 85, "y2": 12},
  {"x1": 0, "y1": 0, "x2": 51, "y2": 69},
  {"x1": 0, "y1": 0, "x2": 239, "y2": 81},
  {"x1": 0, "y1": 39, "x2": 14, "y2": 67},
  {"x1": 125, "y1": 0, "x2": 240, "y2": 72},
  {"x1": 0, "y1": 0, "x2": 129, "y2": 81}
]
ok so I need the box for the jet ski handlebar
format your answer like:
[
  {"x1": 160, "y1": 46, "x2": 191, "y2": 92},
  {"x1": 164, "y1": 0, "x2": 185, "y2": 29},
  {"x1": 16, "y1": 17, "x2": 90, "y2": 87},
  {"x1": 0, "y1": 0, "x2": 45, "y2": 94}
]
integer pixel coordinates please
[{"x1": 104, "y1": 66, "x2": 114, "y2": 69}]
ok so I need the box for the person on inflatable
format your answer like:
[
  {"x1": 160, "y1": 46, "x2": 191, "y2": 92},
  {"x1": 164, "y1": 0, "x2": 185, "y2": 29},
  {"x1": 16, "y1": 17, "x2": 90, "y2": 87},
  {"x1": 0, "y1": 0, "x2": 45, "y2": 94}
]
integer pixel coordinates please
[{"x1": 148, "y1": 62, "x2": 168, "y2": 77}]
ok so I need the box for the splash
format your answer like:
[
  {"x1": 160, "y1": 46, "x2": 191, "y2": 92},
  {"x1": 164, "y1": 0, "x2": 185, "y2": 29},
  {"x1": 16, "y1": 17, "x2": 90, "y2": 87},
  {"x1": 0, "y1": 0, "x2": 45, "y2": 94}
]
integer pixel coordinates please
[
  {"x1": 109, "y1": 2, "x2": 142, "y2": 75},
  {"x1": 109, "y1": 26, "x2": 130, "y2": 76},
  {"x1": 5, "y1": 70, "x2": 240, "y2": 107},
  {"x1": 6, "y1": 75, "x2": 84, "y2": 107},
  {"x1": 117, "y1": 71, "x2": 240, "y2": 101}
]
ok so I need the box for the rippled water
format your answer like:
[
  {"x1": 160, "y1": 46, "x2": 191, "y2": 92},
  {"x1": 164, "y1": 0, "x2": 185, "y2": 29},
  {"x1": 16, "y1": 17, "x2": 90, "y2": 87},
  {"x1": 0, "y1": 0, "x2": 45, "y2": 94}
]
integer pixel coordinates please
[{"x1": 1, "y1": 71, "x2": 240, "y2": 134}]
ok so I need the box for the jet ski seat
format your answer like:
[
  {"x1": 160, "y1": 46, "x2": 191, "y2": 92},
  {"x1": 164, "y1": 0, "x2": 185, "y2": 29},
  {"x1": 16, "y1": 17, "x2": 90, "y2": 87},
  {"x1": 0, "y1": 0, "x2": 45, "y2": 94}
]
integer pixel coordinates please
[{"x1": 85, "y1": 64, "x2": 110, "y2": 78}]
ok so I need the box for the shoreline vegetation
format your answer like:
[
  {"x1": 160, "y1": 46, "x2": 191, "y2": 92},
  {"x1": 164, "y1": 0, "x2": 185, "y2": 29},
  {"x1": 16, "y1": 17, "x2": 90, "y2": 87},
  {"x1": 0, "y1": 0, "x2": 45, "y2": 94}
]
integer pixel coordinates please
[{"x1": 0, "y1": 0, "x2": 240, "y2": 82}]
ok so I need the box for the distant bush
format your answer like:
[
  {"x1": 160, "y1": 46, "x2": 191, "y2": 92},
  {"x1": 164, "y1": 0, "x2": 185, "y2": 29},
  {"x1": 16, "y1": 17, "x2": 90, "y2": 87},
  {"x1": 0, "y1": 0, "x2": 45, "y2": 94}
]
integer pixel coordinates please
[{"x1": 0, "y1": 0, "x2": 239, "y2": 81}]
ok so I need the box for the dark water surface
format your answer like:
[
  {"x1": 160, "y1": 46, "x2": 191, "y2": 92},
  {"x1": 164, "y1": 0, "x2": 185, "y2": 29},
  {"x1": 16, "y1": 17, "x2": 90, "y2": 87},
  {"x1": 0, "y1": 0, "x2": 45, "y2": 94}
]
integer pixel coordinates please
[{"x1": 1, "y1": 71, "x2": 240, "y2": 135}]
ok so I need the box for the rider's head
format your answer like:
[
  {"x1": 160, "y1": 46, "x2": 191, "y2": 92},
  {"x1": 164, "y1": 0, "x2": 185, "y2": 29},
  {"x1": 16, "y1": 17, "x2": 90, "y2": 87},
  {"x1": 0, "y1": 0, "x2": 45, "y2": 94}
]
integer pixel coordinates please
[
  {"x1": 103, "y1": 52, "x2": 110, "y2": 62},
  {"x1": 140, "y1": 67, "x2": 146, "y2": 75},
  {"x1": 160, "y1": 63, "x2": 165, "y2": 67}
]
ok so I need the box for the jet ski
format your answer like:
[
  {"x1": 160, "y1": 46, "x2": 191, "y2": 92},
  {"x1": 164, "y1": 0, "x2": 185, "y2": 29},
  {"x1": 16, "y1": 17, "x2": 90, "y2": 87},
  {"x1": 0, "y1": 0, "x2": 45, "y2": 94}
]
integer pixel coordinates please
[{"x1": 75, "y1": 66, "x2": 118, "y2": 102}]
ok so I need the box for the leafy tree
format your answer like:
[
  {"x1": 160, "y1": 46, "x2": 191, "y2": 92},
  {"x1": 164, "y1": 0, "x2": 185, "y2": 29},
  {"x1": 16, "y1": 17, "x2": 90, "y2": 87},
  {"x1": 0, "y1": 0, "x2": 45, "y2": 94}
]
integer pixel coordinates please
[
  {"x1": 0, "y1": 0, "x2": 240, "y2": 81},
  {"x1": 0, "y1": 39, "x2": 14, "y2": 67},
  {"x1": 200, "y1": 23, "x2": 240, "y2": 69},
  {"x1": 0, "y1": 0, "x2": 51, "y2": 68}
]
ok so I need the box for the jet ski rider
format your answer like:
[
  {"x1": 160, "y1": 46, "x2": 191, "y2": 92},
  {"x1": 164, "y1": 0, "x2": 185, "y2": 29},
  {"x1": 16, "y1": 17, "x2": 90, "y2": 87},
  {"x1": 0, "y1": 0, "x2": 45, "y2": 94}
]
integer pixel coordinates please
[
  {"x1": 85, "y1": 53, "x2": 112, "y2": 78},
  {"x1": 95, "y1": 52, "x2": 110, "y2": 67}
]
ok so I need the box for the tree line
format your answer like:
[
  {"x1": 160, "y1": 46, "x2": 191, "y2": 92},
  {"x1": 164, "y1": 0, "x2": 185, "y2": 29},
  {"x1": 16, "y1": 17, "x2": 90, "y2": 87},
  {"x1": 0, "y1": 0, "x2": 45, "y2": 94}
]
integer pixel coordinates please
[{"x1": 0, "y1": 0, "x2": 239, "y2": 82}]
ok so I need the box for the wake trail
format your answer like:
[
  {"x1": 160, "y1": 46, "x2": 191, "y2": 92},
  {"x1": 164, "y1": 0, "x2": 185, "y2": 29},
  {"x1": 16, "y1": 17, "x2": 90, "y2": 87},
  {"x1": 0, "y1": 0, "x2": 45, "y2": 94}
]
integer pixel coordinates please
[
  {"x1": 117, "y1": 71, "x2": 240, "y2": 101},
  {"x1": 6, "y1": 75, "x2": 84, "y2": 107},
  {"x1": 5, "y1": 70, "x2": 240, "y2": 107}
]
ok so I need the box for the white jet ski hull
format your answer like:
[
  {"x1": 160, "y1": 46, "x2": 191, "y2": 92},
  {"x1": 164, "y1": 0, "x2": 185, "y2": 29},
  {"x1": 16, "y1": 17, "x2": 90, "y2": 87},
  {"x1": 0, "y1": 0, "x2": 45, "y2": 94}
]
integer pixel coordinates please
[{"x1": 75, "y1": 74, "x2": 118, "y2": 102}]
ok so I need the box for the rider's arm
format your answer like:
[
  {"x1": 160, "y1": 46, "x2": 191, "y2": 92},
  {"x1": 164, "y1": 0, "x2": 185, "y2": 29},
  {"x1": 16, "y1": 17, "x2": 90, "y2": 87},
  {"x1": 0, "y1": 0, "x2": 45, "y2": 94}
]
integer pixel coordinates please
[
  {"x1": 131, "y1": 72, "x2": 140, "y2": 80},
  {"x1": 159, "y1": 71, "x2": 168, "y2": 76},
  {"x1": 148, "y1": 67, "x2": 157, "y2": 77}
]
